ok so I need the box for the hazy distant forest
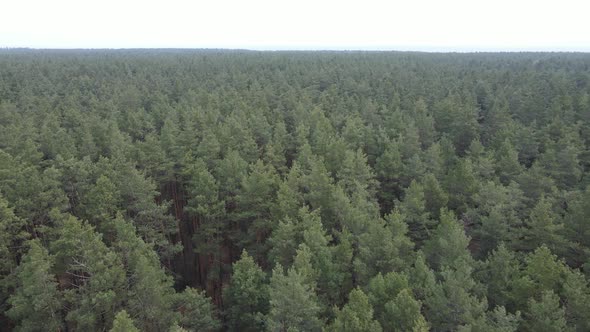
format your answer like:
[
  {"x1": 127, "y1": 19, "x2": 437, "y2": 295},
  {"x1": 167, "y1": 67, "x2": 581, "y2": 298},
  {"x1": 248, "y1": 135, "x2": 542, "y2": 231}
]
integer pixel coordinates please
[{"x1": 1, "y1": 50, "x2": 590, "y2": 332}]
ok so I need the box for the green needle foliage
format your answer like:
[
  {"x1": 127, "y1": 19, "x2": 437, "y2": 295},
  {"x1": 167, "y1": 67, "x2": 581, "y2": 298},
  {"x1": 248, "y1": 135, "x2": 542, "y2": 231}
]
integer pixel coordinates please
[{"x1": 0, "y1": 50, "x2": 589, "y2": 331}]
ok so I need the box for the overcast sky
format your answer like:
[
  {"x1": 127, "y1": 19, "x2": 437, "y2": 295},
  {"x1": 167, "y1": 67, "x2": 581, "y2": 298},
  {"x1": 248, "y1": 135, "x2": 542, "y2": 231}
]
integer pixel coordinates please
[{"x1": 1, "y1": 0, "x2": 589, "y2": 51}]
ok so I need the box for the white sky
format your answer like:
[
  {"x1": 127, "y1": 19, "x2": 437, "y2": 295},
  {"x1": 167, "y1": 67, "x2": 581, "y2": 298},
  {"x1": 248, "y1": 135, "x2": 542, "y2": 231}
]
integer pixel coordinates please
[{"x1": 1, "y1": 0, "x2": 589, "y2": 51}]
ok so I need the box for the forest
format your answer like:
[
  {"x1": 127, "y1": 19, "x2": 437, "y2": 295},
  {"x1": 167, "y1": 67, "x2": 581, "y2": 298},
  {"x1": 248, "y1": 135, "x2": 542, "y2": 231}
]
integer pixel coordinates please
[{"x1": 0, "y1": 49, "x2": 590, "y2": 331}]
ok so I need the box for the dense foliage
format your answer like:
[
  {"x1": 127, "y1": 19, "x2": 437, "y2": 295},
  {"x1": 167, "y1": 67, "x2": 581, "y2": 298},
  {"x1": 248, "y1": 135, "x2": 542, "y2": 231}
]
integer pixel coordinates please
[{"x1": 1, "y1": 49, "x2": 590, "y2": 331}]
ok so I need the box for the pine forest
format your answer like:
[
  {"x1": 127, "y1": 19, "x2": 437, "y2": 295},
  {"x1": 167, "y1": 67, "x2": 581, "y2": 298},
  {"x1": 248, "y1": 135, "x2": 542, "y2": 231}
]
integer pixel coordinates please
[{"x1": 1, "y1": 49, "x2": 590, "y2": 331}]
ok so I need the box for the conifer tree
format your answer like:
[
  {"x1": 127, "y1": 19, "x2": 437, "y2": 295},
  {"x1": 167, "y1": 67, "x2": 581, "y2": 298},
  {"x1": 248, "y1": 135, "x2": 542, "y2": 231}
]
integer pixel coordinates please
[
  {"x1": 444, "y1": 159, "x2": 479, "y2": 213},
  {"x1": 413, "y1": 98, "x2": 436, "y2": 149},
  {"x1": 563, "y1": 185, "x2": 590, "y2": 269},
  {"x1": 7, "y1": 240, "x2": 64, "y2": 332},
  {"x1": 525, "y1": 291, "x2": 568, "y2": 332},
  {"x1": 366, "y1": 272, "x2": 426, "y2": 331},
  {"x1": 384, "y1": 289, "x2": 428, "y2": 332},
  {"x1": 112, "y1": 215, "x2": 178, "y2": 332},
  {"x1": 468, "y1": 181, "x2": 524, "y2": 257},
  {"x1": 424, "y1": 262, "x2": 487, "y2": 331},
  {"x1": 235, "y1": 160, "x2": 279, "y2": 260},
  {"x1": 467, "y1": 306, "x2": 520, "y2": 332},
  {"x1": 0, "y1": 195, "x2": 26, "y2": 315},
  {"x1": 398, "y1": 180, "x2": 433, "y2": 246},
  {"x1": 266, "y1": 264, "x2": 321, "y2": 332},
  {"x1": 423, "y1": 209, "x2": 472, "y2": 271},
  {"x1": 224, "y1": 250, "x2": 269, "y2": 332},
  {"x1": 510, "y1": 246, "x2": 568, "y2": 310},
  {"x1": 326, "y1": 288, "x2": 382, "y2": 332},
  {"x1": 50, "y1": 212, "x2": 125, "y2": 331},
  {"x1": 495, "y1": 139, "x2": 524, "y2": 185},
  {"x1": 337, "y1": 149, "x2": 378, "y2": 199},
  {"x1": 409, "y1": 252, "x2": 437, "y2": 302},
  {"x1": 375, "y1": 142, "x2": 404, "y2": 211},
  {"x1": 110, "y1": 310, "x2": 139, "y2": 332},
  {"x1": 479, "y1": 243, "x2": 521, "y2": 310},
  {"x1": 518, "y1": 197, "x2": 565, "y2": 254},
  {"x1": 174, "y1": 287, "x2": 219, "y2": 331},
  {"x1": 562, "y1": 270, "x2": 590, "y2": 331},
  {"x1": 421, "y1": 173, "x2": 448, "y2": 220},
  {"x1": 354, "y1": 212, "x2": 414, "y2": 286}
]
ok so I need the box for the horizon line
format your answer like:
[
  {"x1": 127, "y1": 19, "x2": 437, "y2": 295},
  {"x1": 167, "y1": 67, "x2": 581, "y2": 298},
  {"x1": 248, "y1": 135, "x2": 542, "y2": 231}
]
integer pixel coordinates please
[{"x1": 2, "y1": 45, "x2": 590, "y2": 53}]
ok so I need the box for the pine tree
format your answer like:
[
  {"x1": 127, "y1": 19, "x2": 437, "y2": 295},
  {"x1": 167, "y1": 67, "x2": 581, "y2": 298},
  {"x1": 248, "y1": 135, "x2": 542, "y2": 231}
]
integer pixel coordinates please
[
  {"x1": 196, "y1": 130, "x2": 222, "y2": 166},
  {"x1": 413, "y1": 98, "x2": 436, "y2": 149},
  {"x1": 218, "y1": 116, "x2": 259, "y2": 164},
  {"x1": 174, "y1": 287, "x2": 219, "y2": 331},
  {"x1": 518, "y1": 197, "x2": 565, "y2": 254},
  {"x1": 337, "y1": 149, "x2": 378, "y2": 199},
  {"x1": 184, "y1": 157, "x2": 225, "y2": 218},
  {"x1": 466, "y1": 139, "x2": 496, "y2": 180},
  {"x1": 563, "y1": 186, "x2": 590, "y2": 269},
  {"x1": 82, "y1": 174, "x2": 121, "y2": 230},
  {"x1": 409, "y1": 252, "x2": 437, "y2": 302},
  {"x1": 467, "y1": 306, "x2": 520, "y2": 332},
  {"x1": 525, "y1": 291, "x2": 568, "y2": 332},
  {"x1": 324, "y1": 136, "x2": 349, "y2": 177},
  {"x1": 160, "y1": 114, "x2": 183, "y2": 163},
  {"x1": 267, "y1": 216, "x2": 299, "y2": 268},
  {"x1": 384, "y1": 289, "x2": 428, "y2": 332},
  {"x1": 292, "y1": 244, "x2": 318, "y2": 293},
  {"x1": 479, "y1": 243, "x2": 521, "y2": 310},
  {"x1": 224, "y1": 250, "x2": 269, "y2": 332},
  {"x1": 326, "y1": 288, "x2": 382, "y2": 332},
  {"x1": 421, "y1": 173, "x2": 448, "y2": 220},
  {"x1": 402, "y1": 154, "x2": 427, "y2": 190},
  {"x1": 480, "y1": 97, "x2": 514, "y2": 147},
  {"x1": 512, "y1": 122, "x2": 539, "y2": 167},
  {"x1": 331, "y1": 228, "x2": 355, "y2": 306},
  {"x1": 111, "y1": 215, "x2": 178, "y2": 332},
  {"x1": 443, "y1": 159, "x2": 479, "y2": 213},
  {"x1": 468, "y1": 181, "x2": 524, "y2": 257},
  {"x1": 266, "y1": 264, "x2": 321, "y2": 332},
  {"x1": 234, "y1": 160, "x2": 279, "y2": 260},
  {"x1": 538, "y1": 134, "x2": 582, "y2": 190},
  {"x1": 510, "y1": 246, "x2": 568, "y2": 310},
  {"x1": 366, "y1": 272, "x2": 409, "y2": 324},
  {"x1": 399, "y1": 120, "x2": 422, "y2": 161},
  {"x1": 0, "y1": 195, "x2": 26, "y2": 315},
  {"x1": 107, "y1": 155, "x2": 179, "y2": 259},
  {"x1": 7, "y1": 240, "x2": 64, "y2": 332},
  {"x1": 375, "y1": 142, "x2": 404, "y2": 212},
  {"x1": 268, "y1": 207, "x2": 320, "y2": 268},
  {"x1": 516, "y1": 162, "x2": 557, "y2": 210},
  {"x1": 300, "y1": 213, "x2": 346, "y2": 308},
  {"x1": 183, "y1": 156, "x2": 226, "y2": 284},
  {"x1": 495, "y1": 139, "x2": 524, "y2": 185},
  {"x1": 263, "y1": 121, "x2": 289, "y2": 175},
  {"x1": 562, "y1": 270, "x2": 590, "y2": 331},
  {"x1": 49, "y1": 212, "x2": 126, "y2": 331},
  {"x1": 215, "y1": 149, "x2": 249, "y2": 199},
  {"x1": 136, "y1": 132, "x2": 173, "y2": 183},
  {"x1": 398, "y1": 180, "x2": 433, "y2": 246},
  {"x1": 423, "y1": 209, "x2": 472, "y2": 271},
  {"x1": 366, "y1": 272, "x2": 426, "y2": 331},
  {"x1": 432, "y1": 95, "x2": 479, "y2": 155},
  {"x1": 422, "y1": 142, "x2": 445, "y2": 178},
  {"x1": 354, "y1": 212, "x2": 414, "y2": 286},
  {"x1": 342, "y1": 115, "x2": 367, "y2": 151},
  {"x1": 424, "y1": 262, "x2": 487, "y2": 331},
  {"x1": 303, "y1": 159, "x2": 338, "y2": 226},
  {"x1": 110, "y1": 310, "x2": 140, "y2": 332},
  {"x1": 272, "y1": 165, "x2": 305, "y2": 222}
]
